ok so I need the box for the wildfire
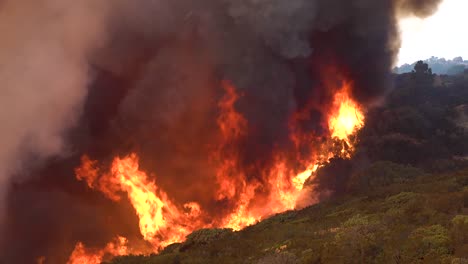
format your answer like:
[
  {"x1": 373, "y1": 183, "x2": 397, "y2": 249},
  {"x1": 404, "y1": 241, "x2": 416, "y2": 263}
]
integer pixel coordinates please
[{"x1": 69, "y1": 78, "x2": 365, "y2": 261}]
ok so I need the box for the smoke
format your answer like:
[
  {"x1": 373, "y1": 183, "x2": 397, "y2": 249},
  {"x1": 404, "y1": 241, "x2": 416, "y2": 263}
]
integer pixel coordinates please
[
  {"x1": 1, "y1": 0, "x2": 443, "y2": 262},
  {"x1": 397, "y1": 0, "x2": 443, "y2": 17},
  {"x1": 0, "y1": 0, "x2": 107, "y2": 253}
]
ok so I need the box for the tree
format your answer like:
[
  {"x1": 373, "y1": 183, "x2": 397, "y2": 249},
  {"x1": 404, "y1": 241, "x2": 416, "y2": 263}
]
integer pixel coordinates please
[{"x1": 413, "y1": 61, "x2": 432, "y2": 75}]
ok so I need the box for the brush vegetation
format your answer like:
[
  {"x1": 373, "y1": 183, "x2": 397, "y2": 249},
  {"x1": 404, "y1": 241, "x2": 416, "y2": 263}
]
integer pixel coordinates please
[{"x1": 108, "y1": 168, "x2": 468, "y2": 263}]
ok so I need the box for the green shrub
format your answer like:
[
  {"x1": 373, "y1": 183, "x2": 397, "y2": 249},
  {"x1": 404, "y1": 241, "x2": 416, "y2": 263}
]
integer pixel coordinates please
[
  {"x1": 404, "y1": 225, "x2": 452, "y2": 261},
  {"x1": 451, "y1": 215, "x2": 468, "y2": 254},
  {"x1": 348, "y1": 161, "x2": 424, "y2": 192},
  {"x1": 334, "y1": 214, "x2": 383, "y2": 263}
]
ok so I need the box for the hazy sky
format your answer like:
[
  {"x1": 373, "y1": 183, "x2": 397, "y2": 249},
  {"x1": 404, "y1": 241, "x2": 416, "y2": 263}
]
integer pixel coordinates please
[{"x1": 398, "y1": 0, "x2": 467, "y2": 66}]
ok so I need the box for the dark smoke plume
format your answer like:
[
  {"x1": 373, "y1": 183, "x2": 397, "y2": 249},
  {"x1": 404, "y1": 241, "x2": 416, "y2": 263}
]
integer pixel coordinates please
[{"x1": 1, "y1": 0, "x2": 442, "y2": 262}]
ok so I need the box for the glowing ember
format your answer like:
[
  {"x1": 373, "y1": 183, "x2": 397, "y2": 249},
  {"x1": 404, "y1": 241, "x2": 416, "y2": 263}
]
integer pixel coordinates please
[
  {"x1": 67, "y1": 236, "x2": 128, "y2": 264},
  {"x1": 328, "y1": 82, "x2": 365, "y2": 142}
]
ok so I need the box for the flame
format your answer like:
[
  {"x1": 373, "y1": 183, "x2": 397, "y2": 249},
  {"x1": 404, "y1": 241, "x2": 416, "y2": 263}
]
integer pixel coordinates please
[
  {"x1": 212, "y1": 81, "x2": 263, "y2": 229},
  {"x1": 70, "y1": 78, "x2": 365, "y2": 260},
  {"x1": 75, "y1": 154, "x2": 206, "y2": 250},
  {"x1": 328, "y1": 82, "x2": 364, "y2": 142},
  {"x1": 214, "y1": 81, "x2": 248, "y2": 201},
  {"x1": 67, "y1": 236, "x2": 128, "y2": 264},
  {"x1": 217, "y1": 81, "x2": 247, "y2": 141},
  {"x1": 213, "y1": 82, "x2": 321, "y2": 230}
]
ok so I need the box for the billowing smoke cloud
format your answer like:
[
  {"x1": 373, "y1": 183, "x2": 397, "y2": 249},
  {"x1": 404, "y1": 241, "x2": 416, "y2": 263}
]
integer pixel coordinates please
[
  {"x1": 0, "y1": 0, "x2": 108, "y2": 255},
  {"x1": 1, "y1": 0, "x2": 442, "y2": 262}
]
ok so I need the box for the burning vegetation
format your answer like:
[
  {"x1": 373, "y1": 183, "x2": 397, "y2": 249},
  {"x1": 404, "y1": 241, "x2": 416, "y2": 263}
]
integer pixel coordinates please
[
  {"x1": 0, "y1": 0, "x2": 449, "y2": 263},
  {"x1": 70, "y1": 78, "x2": 364, "y2": 261}
]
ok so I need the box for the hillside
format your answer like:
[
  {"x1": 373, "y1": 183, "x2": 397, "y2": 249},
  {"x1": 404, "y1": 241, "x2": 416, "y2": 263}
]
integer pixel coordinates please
[{"x1": 108, "y1": 168, "x2": 468, "y2": 264}]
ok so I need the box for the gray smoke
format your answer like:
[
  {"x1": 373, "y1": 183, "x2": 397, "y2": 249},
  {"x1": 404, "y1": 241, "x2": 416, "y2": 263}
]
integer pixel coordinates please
[{"x1": 0, "y1": 0, "x2": 107, "y2": 228}]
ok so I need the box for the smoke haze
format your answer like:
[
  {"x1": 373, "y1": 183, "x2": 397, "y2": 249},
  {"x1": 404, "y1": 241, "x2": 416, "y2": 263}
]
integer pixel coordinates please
[{"x1": 0, "y1": 0, "x2": 108, "y2": 235}]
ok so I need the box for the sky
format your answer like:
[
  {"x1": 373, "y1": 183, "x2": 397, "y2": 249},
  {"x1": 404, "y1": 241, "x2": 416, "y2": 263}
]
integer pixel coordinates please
[{"x1": 398, "y1": 0, "x2": 468, "y2": 66}]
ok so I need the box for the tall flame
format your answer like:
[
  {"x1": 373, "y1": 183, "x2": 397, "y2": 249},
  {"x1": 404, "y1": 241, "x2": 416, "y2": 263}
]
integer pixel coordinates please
[
  {"x1": 74, "y1": 154, "x2": 206, "y2": 252},
  {"x1": 213, "y1": 81, "x2": 248, "y2": 202}
]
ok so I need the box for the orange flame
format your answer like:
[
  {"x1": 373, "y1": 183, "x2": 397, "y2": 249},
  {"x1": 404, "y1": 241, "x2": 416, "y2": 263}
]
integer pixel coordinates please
[
  {"x1": 212, "y1": 81, "x2": 265, "y2": 229},
  {"x1": 213, "y1": 82, "x2": 321, "y2": 230},
  {"x1": 75, "y1": 154, "x2": 206, "y2": 250},
  {"x1": 217, "y1": 81, "x2": 247, "y2": 141},
  {"x1": 67, "y1": 236, "x2": 128, "y2": 264},
  {"x1": 328, "y1": 82, "x2": 364, "y2": 143},
  {"x1": 215, "y1": 157, "x2": 320, "y2": 230},
  {"x1": 214, "y1": 81, "x2": 248, "y2": 201}
]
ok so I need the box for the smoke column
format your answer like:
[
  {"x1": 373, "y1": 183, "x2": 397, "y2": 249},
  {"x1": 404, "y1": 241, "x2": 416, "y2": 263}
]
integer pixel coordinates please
[
  {"x1": 0, "y1": 0, "x2": 441, "y2": 262},
  {"x1": 0, "y1": 0, "x2": 108, "y2": 242}
]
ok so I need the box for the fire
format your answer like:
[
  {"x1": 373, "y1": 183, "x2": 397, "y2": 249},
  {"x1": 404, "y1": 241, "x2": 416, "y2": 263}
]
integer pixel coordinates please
[
  {"x1": 214, "y1": 81, "x2": 248, "y2": 201},
  {"x1": 213, "y1": 81, "x2": 265, "y2": 229},
  {"x1": 67, "y1": 236, "x2": 128, "y2": 264},
  {"x1": 217, "y1": 80, "x2": 247, "y2": 141},
  {"x1": 292, "y1": 164, "x2": 319, "y2": 190},
  {"x1": 328, "y1": 82, "x2": 364, "y2": 142},
  {"x1": 75, "y1": 154, "x2": 206, "y2": 250},
  {"x1": 213, "y1": 82, "x2": 321, "y2": 230},
  {"x1": 70, "y1": 78, "x2": 365, "y2": 261}
]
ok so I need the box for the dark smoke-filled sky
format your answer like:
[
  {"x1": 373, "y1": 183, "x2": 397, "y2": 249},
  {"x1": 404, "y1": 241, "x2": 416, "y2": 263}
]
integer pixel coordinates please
[{"x1": 0, "y1": 0, "x2": 441, "y2": 262}]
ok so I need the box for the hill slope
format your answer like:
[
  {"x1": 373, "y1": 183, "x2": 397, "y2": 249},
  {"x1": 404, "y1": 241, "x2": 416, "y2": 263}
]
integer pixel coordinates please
[{"x1": 108, "y1": 168, "x2": 468, "y2": 264}]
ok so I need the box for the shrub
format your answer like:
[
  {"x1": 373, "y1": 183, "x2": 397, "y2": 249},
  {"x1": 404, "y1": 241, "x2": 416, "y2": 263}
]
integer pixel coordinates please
[
  {"x1": 404, "y1": 225, "x2": 452, "y2": 261},
  {"x1": 334, "y1": 214, "x2": 383, "y2": 263},
  {"x1": 180, "y1": 228, "x2": 233, "y2": 252},
  {"x1": 185, "y1": 228, "x2": 233, "y2": 245},
  {"x1": 451, "y1": 215, "x2": 468, "y2": 250},
  {"x1": 257, "y1": 252, "x2": 299, "y2": 264},
  {"x1": 348, "y1": 161, "x2": 424, "y2": 193}
]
